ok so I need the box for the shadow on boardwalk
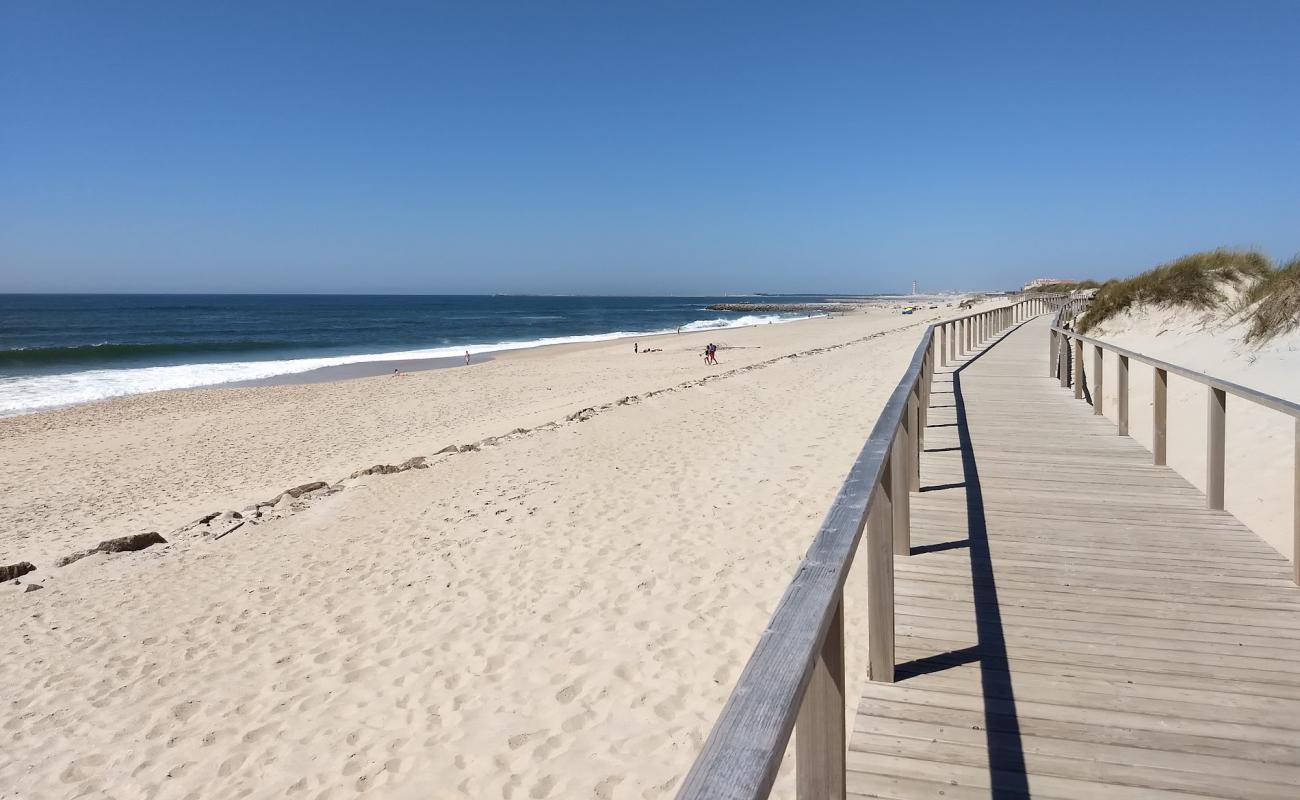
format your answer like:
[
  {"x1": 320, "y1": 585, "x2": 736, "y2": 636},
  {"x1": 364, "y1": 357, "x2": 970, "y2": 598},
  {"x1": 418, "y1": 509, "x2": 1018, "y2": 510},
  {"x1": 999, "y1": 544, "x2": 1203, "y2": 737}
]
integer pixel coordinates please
[{"x1": 898, "y1": 330, "x2": 1031, "y2": 798}]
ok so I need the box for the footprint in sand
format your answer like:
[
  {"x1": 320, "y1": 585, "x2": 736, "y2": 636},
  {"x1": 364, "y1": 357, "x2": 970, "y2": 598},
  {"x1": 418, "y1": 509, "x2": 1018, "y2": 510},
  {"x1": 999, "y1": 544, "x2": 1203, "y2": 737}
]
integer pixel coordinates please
[{"x1": 554, "y1": 681, "x2": 582, "y2": 704}]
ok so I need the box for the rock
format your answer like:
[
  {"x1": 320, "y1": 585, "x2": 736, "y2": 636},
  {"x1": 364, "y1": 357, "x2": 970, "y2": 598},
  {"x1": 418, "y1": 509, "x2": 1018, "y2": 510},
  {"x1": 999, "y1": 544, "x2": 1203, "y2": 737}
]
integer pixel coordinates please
[
  {"x1": 195, "y1": 511, "x2": 222, "y2": 525},
  {"x1": 458, "y1": 444, "x2": 479, "y2": 453},
  {"x1": 435, "y1": 444, "x2": 459, "y2": 455},
  {"x1": 0, "y1": 562, "x2": 36, "y2": 582},
  {"x1": 566, "y1": 407, "x2": 596, "y2": 422},
  {"x1": 219, "y1": 510, "x2": 243, "y2": 521},
  {"x1": 262, "y1": 480, "x2": 330, "y2": 505},
  {"x1": 57, "y1": 532, "x2": 167, "y2": 567},
  {"x1": 283, "y1": 481, "x2": 328, "y2": 498},
  {"x1": 398, "y1": 456, "x2": 428, "y2": 470},
  {"x1": 274, "y1": 493, "x2": 295, "y2": 510},
  {"x1": 349, "y1": 464, "x2": 399, "y2": 479},
  {"x1": 95, "y1": 532, "x2": 167, "y2": 554},
  {"x1": 510, "y1": 428, "x2": 529, "y2": 435},
  {"x1": 23, "y1": 583, "x2": 43, "y2": 593}
]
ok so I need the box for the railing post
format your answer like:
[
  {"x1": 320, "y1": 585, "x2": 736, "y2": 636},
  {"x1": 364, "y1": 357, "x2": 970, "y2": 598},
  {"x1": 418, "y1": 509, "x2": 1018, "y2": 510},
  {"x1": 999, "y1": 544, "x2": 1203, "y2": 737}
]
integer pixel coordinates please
[
  {"x1": 1293, "y1": 417, "x2": 1299, "y2": 586},
  {"x1": 919, "y1": 351, "x2": 931, "y2": 437},
  {"x1": 909, "y1": 388, "x2": 921, "y2": 492},
  {"x1": 1153, "y1": 367, "x2": 1167, "y2": 465},
  {"x1": 1093, "y1": 345, "x2": 1103, "y2": 415},
  {"x1": 867, "y1": 460, "x2": 895, "y2": 683},
  {"x1": 795, "y1": 595, "x2": 845, "y2": 800},
  {"x1": 1118, "y1": 355, "x2": 1129, "y2": 436},
  {"x1": 1073, "y1": 338, "x2": 1084, "y2": 399},
  {"x1": 966, "y1": 316, "x2": 972, "y2": 352},
  {"x1": 949, "y1": 321, "x2": 956, "y2": 363},
  {"x1": 940, "y1": 324, "x2": 948, "y2": 367},
  {"x1": 894, "y1": 415, "x2": 912, "y2": 556},
  {"x1": 1207, "y1": 387, "x2": 1226, "y2": 510},
  {"x1": 1049, "y1": 330, "x2": 1058, "y2": 377},
  {"x1": 1059, "y1": 335, "x2": 1070, "y2": 388}
]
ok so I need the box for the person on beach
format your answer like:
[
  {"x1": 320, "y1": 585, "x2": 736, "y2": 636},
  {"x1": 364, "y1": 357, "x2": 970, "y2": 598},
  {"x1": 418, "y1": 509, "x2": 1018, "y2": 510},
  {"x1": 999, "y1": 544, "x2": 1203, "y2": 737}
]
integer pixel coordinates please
[
  {"x1": 634, "y1": 342, "x2": 638, "y2": 353},
  {"x1": 465, "y1": 350, "x2": 471, "y2": 366}
]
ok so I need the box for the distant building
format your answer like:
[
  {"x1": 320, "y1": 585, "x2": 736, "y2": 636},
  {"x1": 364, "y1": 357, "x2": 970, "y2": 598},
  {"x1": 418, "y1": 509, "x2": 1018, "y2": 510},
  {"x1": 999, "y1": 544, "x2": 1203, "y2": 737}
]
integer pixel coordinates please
[{"x1": 1022, "y1": 277, "x2": 1079, "y2": 291}]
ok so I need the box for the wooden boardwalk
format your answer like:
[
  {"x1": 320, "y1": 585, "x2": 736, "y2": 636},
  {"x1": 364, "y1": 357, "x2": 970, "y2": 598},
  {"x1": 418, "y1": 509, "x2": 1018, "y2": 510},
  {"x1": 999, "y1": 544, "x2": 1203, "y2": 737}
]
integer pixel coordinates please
[{"x1": 847, "y1": 316, "x2": 1300, "y2": 799}]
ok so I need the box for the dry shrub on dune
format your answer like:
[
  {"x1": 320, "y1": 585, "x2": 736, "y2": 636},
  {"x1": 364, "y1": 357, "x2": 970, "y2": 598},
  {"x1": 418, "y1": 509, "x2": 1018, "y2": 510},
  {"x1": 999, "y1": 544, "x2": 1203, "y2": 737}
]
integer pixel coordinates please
[
  {"x1": 1246, "y1": 257, "x2": 1300, "y2": 342},
  {"x1": 1078, "y1": 249, "x2": 1273, "y2": 334}
]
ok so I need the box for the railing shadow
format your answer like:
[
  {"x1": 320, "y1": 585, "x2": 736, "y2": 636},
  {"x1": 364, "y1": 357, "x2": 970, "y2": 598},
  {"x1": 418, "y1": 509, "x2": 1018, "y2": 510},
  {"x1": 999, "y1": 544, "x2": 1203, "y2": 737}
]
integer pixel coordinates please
[
  {"x1": 951, "y1": 358, "x2": 1030, "y2": 797},
  {"x1": 898, "y1": 321, "x2": 1031, "y2": 798}
]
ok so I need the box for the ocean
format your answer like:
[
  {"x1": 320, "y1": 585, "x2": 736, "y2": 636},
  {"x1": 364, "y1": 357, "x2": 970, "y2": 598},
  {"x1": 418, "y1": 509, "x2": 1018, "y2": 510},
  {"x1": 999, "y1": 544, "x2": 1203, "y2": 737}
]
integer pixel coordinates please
[{"x1": 0, "y1": 294, "x2": 839, "y2": 416}]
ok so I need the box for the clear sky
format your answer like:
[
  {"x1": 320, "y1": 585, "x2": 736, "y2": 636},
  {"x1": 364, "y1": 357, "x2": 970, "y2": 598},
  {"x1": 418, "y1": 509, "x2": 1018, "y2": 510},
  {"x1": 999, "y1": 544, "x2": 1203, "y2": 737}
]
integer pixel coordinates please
[{"x1": 3, "y1": 1, "x2": 1299, "y2": 295}]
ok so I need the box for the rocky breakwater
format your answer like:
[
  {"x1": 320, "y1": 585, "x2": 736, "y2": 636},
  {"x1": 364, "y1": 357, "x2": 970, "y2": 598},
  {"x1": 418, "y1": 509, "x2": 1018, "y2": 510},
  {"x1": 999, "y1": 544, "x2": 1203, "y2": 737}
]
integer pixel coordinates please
[{"x1": 705, "y1": 303, "x2": 850, "y2": 313}]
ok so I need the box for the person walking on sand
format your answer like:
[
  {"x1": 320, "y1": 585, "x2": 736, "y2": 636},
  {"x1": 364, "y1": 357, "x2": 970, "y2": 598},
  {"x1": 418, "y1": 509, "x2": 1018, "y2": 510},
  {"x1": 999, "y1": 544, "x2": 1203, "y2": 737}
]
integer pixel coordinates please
[
  {"x1": 634, "y1": 342, "x2": 638, "y2": 354},
  {"x1": 465, "y1": 350, "x2": 471, "y2": 366}
]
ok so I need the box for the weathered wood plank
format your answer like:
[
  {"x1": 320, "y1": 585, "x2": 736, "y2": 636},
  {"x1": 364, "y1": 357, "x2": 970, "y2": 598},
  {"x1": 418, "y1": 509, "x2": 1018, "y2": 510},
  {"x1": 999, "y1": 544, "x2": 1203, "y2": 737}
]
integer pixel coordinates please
[{"x1": 847, "y1": 315, "x2": 1300, "y2": 800}]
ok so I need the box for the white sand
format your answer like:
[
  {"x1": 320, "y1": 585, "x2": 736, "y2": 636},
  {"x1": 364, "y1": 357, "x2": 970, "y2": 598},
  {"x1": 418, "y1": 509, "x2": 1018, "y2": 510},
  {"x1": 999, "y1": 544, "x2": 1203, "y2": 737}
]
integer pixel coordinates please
[
  {"x1": 0, "y1": 300, "x2": 989, "y2": 799},
  {"x1": 1084, "y1": 303, "x2": 1299, "y2": 562}
]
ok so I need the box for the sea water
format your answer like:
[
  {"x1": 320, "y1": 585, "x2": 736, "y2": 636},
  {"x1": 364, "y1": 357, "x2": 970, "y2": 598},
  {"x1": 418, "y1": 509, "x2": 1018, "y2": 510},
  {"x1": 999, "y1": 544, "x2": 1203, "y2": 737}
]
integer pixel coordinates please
[{"x1": 0, "y1": 294, "x2": 836, "y2": 416}]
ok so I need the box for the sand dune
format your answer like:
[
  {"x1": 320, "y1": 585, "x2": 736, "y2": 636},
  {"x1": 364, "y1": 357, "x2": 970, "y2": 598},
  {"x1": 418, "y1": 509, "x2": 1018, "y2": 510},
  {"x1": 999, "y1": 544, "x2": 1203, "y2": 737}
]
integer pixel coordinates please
[{"x1": 0, "y1": 302, "x2": 977, "y2": 798}]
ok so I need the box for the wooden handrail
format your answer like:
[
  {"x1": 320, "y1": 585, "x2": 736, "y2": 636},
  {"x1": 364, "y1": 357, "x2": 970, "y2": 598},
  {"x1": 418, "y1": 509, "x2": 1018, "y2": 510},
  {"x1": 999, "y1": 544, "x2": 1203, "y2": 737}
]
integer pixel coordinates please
[
  {"x1": 675, "y1": 292, "x2": 1069, "y2": 800},
  {"x1": 1049, "y1": 301, "x2": 1300, "y2": 586}
]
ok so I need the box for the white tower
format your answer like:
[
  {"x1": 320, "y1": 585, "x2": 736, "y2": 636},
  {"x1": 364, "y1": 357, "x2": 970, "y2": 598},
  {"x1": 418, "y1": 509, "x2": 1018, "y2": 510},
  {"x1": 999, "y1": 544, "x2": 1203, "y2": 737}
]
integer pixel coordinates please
[{"x1": 911, "y1": 280, "x2": 918, "y2": 296}]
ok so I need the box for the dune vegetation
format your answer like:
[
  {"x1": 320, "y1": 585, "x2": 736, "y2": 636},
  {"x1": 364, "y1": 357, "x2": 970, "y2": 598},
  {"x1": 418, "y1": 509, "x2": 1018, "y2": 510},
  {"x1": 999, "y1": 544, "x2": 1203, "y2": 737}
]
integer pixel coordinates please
[
  {"x1": 1245, "y1": 257, "x2": 1300, "y2": 342},
  {"x1": 1076, "y1": 249, "x2": 1300, "y2": 341}
]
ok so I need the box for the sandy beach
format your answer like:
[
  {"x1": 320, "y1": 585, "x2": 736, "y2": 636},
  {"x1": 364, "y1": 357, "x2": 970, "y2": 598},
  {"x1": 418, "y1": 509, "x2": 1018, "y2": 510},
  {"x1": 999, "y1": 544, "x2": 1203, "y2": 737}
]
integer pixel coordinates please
[{"x1": 0, "y1": 301, "x2": 972, "y2": 799}]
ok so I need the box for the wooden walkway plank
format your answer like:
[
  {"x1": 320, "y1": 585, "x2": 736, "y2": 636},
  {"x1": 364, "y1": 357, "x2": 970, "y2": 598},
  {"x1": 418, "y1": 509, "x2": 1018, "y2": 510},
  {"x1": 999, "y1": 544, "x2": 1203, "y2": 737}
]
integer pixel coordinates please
[{"x1": 846, "y1": 316, "x2": 1300, "y2": 800}]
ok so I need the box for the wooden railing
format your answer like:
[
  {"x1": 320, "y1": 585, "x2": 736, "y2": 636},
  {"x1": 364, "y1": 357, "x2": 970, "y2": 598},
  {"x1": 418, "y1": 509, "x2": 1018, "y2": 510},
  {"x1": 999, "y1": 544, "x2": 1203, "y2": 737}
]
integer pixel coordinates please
[
  {"x1": 675, "y1": 293, "x2": 1068, "y2": 800},
  {"x1": 1050, "y1": 302, "x2": 1300, "y2": 585}
]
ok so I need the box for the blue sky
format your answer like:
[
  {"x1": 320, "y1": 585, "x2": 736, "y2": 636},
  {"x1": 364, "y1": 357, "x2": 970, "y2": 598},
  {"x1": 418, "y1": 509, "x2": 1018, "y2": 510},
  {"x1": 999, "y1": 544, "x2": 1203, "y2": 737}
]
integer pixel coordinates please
[{"x1": 3, "y1": 1, "x2": 1298, "y2": 294}]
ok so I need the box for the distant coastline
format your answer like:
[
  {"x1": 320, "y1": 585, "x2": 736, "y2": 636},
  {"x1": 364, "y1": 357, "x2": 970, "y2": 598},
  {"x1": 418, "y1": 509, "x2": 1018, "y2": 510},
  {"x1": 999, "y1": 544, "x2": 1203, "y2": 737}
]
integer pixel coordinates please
[{"x1": 0, "y1": 294, "x2": 871, "y2": 416}]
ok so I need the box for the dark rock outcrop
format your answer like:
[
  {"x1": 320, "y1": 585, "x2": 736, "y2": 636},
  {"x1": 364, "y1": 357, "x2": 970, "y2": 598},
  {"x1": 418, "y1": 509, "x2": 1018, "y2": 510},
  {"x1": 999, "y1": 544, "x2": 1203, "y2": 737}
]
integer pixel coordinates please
[
  {"x1": 57, "y1": 532, "x2": 167, "y2": 567},
  {"x1": 1, "y1": 562, "x2": 36, "y2": 582}
]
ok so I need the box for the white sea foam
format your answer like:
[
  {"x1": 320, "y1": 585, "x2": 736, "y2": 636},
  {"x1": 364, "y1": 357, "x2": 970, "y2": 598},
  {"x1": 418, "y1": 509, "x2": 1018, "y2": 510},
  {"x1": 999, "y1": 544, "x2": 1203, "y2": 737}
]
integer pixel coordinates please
[{"x1": 0, "y1": 314, "x2": 807, "y2": 417}]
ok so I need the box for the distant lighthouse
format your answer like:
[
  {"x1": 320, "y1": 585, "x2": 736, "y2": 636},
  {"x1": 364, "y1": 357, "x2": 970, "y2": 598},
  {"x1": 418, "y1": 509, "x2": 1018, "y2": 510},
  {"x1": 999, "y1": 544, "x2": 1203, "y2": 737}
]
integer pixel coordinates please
[{"x1": 911, "y1": 280, "x2": 918, "y2": 296}]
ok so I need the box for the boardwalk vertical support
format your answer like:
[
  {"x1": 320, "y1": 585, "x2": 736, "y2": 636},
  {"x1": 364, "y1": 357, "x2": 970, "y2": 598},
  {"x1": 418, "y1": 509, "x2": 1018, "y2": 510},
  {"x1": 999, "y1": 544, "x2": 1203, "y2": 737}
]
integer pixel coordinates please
[
  {"x1": 893, "y1": 422, "x2": 911, "y2": 557},
  {"x1": 918, "y1": 354, "x2": 930, "y2": 442},
  {"x1": 939, "y1": 324, "x2": 947, "y2": 367},
  {"x1": 1059, "y1": 336, "x2": 1069, "y2": 388},
  {"x1": 1208, "y1": 387, "x2": 1226, "y2": 510},
  {"x1": 1154, "y1": 367, "x2": 1168, "y2": 465},
  {"x1": 867, "y1": 464, "x2": 895, "y2": 683},
  {"x1": 1093, "y1": 346, "x2": 1103, "y2": 415},
  {"x1": 908, "y1": 390, "x2": 921, "y2": 493},
  {"x1": 1048, "y1": 331, "x2": 1058, "y2": 378},
  {"x1": 1117, "y1": 355, "x2": 1130, "y2": 436},
  {"x1": 1294, "y1": 417, "x2": 1299, "y2": 585},
  {"x1": 1073, "y1": 339, "x2": 1084, "y2": 400},
  {"x1": 794, "y1": 596, "x2": 845, "y2": 800}
]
